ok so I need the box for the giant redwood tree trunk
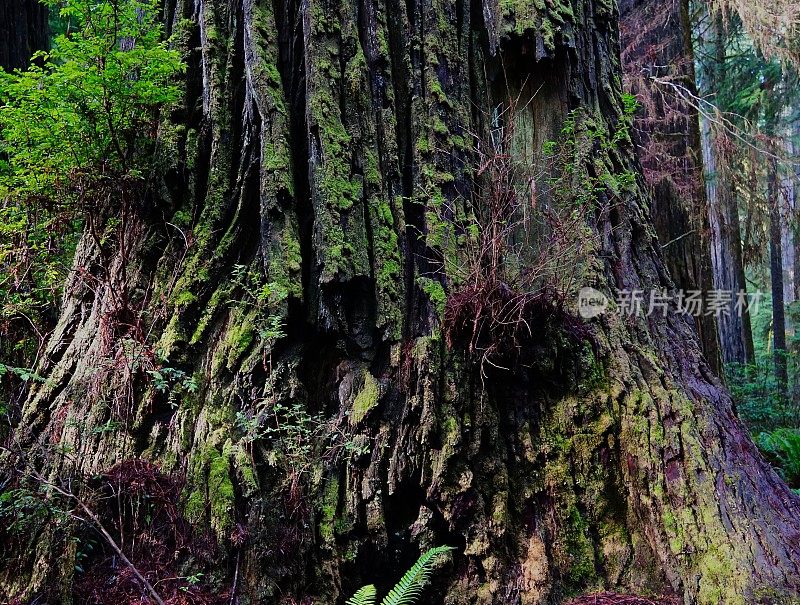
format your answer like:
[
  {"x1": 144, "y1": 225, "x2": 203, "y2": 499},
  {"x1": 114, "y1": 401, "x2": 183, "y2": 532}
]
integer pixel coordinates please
[{"x1": 2, "y1": 0, "x2": 800, "y2": 603}]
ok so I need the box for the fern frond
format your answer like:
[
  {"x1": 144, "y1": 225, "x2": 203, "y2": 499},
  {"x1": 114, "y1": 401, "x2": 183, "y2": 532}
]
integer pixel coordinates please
[
  {"x1": 347, "y1": 584, "x2": 377, "y2": 605},
  {"x1": 380, "y1": 546, "x2": 454, "y2": 605}
]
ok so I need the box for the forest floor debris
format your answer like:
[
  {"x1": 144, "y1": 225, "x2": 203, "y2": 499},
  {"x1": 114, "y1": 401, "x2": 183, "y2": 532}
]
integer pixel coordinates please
[{"x1": 566, "y1": 592, "x2": 681, "y2": 605}]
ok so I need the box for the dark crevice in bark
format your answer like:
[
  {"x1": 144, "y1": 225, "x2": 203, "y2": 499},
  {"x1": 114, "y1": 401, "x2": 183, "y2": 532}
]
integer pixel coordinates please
[
  {"x1": 383, "y1": 0, "x2": 424, "y2": 339},
  {"x1": 275, "y1": 0, "x2": 314, "y2": 315},
  {"x1": 0, "y1": 0, "x2": 48, "y2": 71}
]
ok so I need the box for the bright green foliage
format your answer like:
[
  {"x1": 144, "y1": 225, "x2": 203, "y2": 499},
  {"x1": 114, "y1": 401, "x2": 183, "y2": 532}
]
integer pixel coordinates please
[
  {"x1": 347, "y1": 546, "x2": 454, "y2": 605},
  {"x1": 756, "y1": 429, "x2": 800, "y2": 489},
  {"x1": 0, "y1": 0, "x2": 183, "y2": 381},
  {"x1": 0, "y1": 0, "x2": 183, "y2": 195},
  {"x1": 381, "y1": 546, "x2": 452, "y2": 605}
]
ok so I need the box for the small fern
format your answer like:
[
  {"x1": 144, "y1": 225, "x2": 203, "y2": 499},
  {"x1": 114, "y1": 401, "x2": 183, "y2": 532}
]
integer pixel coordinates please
[
  {"x1": 347, "y1": 546, "x2": 454, "y2": 605},
  {"x1": 347, "y1": 584, "x2": 377, "y2": 605},
  {"x1": 757, "y1": 428, "x2": 800, "y2": 487}
]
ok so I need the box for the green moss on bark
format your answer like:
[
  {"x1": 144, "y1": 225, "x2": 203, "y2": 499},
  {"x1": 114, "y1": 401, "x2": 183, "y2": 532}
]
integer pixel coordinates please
[{"x1": 350, "y1": 371, "x2": 380, "y2": 425}]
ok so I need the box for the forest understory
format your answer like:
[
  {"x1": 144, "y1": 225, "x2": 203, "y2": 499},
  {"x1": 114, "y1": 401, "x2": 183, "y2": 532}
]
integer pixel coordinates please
[{"x1": 1, "y1": 0, "x2": 800, "y2": 603}]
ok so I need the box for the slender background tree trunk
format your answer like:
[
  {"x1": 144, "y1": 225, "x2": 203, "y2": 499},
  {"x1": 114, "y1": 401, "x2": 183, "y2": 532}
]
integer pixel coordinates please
[
  {"x1": 766, "y1": 105, "x2": 789, "y2": 393},
  {"x1": 769, "y1": 155, "x2": 789, "y2": 392},
  {"x1": 698, "y1": 10, "x2": 756, "y2": 366},
  {"x1": 793, "y1": 122, "x2": 800, "y2": 303}
]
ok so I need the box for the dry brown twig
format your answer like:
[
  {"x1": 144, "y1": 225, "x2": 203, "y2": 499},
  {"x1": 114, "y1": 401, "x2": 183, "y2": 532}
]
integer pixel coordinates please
[{"x1": 423, "y1": 94, "x2": 607, "y2": 374}]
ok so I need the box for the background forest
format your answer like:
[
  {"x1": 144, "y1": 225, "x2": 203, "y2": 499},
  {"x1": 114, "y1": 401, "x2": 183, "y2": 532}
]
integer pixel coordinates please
[
  {"x1": 2, "y1": 0, "x2": 800, "y2": 603},
  {"x1": 620, "y1": 0, "x2": 800, "y2": 492}
]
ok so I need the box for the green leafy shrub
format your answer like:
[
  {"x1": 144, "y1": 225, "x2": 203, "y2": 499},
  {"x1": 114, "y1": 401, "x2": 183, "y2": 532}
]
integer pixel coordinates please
[
  {"x1": 235, "y1": 400, "x2": 370, "y2": 478},
  {"x1": 347, "y1": 546, "x2": 454, "y2": 605},
  {"x1": 147, "y1": 364, "x2": 198, "y2": 407},
  {"x1": 0, "y1": 486, "x2": 68, "y2": 536},
  {"x1": 0, "y1": 0, "x2": 184, "y2": 386},
  {"x1": 727, "y1": 361, "x2": 797, "y2": 431},
  {"x1": 0, "y1": 0, "x2": 183, "y2": 197},
  {"x1": 756, "y1": 428, "x2": 800, "y2": 488}
]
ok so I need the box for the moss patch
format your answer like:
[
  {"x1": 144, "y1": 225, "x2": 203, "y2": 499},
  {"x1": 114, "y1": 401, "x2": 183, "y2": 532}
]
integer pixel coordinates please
[
  {"x1": 350, "y1": 371, "x2": 380, "y2": 425},
  {"x1": 207, "y1": 445, "x2": 236, "y2": 538}
]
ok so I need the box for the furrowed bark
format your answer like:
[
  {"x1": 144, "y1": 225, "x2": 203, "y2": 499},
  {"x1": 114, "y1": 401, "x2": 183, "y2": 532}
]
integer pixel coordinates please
[{"x1": 1, "y1": 0, "x2": 800, "y2": 604}]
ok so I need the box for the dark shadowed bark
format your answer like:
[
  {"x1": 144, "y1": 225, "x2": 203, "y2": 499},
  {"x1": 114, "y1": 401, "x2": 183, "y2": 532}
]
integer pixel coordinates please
[
  {"x1": 0, "y1": 0, "x2": 48, "y2": 70},
  {"x1": 2, "y1": 0, "x2": 800, "y2": 604},
  {"x1": 618, "y1": 0, "x2": 722, "y2": 376}
]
